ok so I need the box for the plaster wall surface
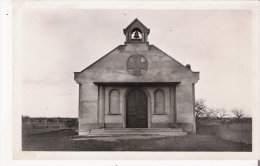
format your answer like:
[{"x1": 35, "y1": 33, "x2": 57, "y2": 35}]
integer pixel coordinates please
[
  {"x1": 78, "y1": 83, "x2": 98, "y2": 124},
  {"x1": 176, "y1": 82, "x2": 195, "y2": 123},
  {"x1": 102, "y1": 85, "x2": 172, "y2": 128},
  {"x1": 75, "y1": 42, "x2": 199, "y2": 134},
  {"x1": 75, "y1": 44, "x2": 199, "y2": 84}
]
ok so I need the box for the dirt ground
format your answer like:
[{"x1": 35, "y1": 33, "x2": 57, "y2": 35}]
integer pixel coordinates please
[{"x1": 22, "y1": 129, "x2": 252, "y2": 151}]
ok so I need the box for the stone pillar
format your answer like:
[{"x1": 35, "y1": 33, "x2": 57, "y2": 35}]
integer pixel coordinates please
[
  {"x1": 169, "y1": 85, "x2": 176, "y2": 123},
  {"x1": 192, "y1": 83, "x2": 196, "y2": 123},
  {"x1": 128, "y1": 33, "x2": 131, "y2": 41},
  {"x1": 142, "y1": 33, "x2": 145, "y2": 42},
  {"x1": 78, "y1": 83, "x2": 99, "y2": 135},
  {"x1": 126, "y1": 33, "x2": 129, "y2": 42},
  {"x1": 78, "y1": 84, "x2": 82, "y2": 119},
  {"x1": 144, "y1": 33, "x2": 148, "y2": 42},
  {"x1": 98, "y1": 85, "x2": 105, "y2": 124},
  {"x1": 175, "y1": 82, "x2": 196, "y2": 134},
  {"x1": 148, "y1": 88, "x2": 154, "y2": 128},
  {"x1": 120, "y1": 89, "x2": 125, "y2": 128}
]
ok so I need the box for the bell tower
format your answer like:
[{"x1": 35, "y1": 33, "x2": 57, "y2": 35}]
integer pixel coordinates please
[{"x1": 123, "y1": 18, "x2": 150, "y2": 44}]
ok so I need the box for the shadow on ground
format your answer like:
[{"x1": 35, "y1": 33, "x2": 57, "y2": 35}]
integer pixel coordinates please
[{"x1": 22, "y1": 129, "x2": 252, "y2": 151}]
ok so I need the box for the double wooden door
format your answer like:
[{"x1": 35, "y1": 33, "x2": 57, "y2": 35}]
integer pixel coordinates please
[{"x1": 126, "y1": 89, "x2": 148, "y2": 128}]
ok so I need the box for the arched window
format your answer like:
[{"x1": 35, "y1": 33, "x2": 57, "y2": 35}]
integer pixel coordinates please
[
  {"x1": 109, "y1": 89, "x2": 120, "y2": 114},
  {"x1": 154, "y1": 89, "x2": 165, "y2": 114}
]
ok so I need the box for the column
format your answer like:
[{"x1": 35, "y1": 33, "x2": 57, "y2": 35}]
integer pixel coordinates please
[
  {"x1": 142, "y1": 33, "x2": 145, "y2": 42},
  {"x1": 98, "y1": 85, "x2": 105, "y2": 123},
  {"x1": 192, "y1": 83, "x2": 196, "y2": 122},
  {"x1": 128, "y1": 33, "x2": 131, "y2": 41},
  {"x1": 170, "y1": 85, "x2": 176, "y2": 123},
  {"x1": 144, "y1": 33, "x2": 148, "y2": 42},
  {"x1": 126, "y1": 33, "x2": 129, "y2": 42}
]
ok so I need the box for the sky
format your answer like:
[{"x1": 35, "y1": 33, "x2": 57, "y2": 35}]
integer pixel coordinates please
[{"x1": 14, "y1": 7, "x2": 254, "y2": 117}]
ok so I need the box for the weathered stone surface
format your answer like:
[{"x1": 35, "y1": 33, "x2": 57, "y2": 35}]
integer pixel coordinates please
[
  {"x1": 74, "y1": 45, "x2": 199, "y2": 84},
  {"x1": 74, "y1": 19, "x2": 199, "y2": 134}
]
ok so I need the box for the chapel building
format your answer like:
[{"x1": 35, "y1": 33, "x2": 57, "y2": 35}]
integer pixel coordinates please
[{"x1": 74, "y1": 19, "x2": 200, "y2": 135}]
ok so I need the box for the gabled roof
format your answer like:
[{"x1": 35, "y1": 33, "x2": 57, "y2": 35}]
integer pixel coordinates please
[{"x1": 123, "y1": 18, "x2": 150, "y2": 35}]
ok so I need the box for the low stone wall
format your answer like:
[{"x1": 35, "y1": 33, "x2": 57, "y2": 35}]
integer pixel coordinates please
[
  {"x1": 22, "y1": 128, "x2": 61, "y2": 135},
  {"x1": 197, "y1": 124, "x2": 252, "y2": 144},
  {"x1": 22, "y1": 122, "x2": 78, "y2": 135},
  {"x1": 23, "y1": 122, "x2": 68, "y2": 129}
]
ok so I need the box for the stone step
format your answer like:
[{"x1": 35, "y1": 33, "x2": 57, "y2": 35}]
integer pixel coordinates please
[
  {"x1": 92, "y1": 128, "x2": 183, "y2": 133},
  {"x1": 102, "y1": 128, "x2": 179, "y2": 131},
  {"x1": 87, "y1": 128, "x2": 188, "y2": 136},
  {"x1": 102, "y1": 128, "x2": 174, "y2": 130},
  {"x1": 86, "y1": 132, "x2": 188, "y2": 137}
]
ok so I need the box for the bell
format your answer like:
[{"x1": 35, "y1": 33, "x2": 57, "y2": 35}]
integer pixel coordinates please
[{"x1": 134, "y1": 31, "x2": 140, "y2": 39}]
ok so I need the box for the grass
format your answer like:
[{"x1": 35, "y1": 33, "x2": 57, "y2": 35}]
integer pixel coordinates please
[{"x1": 22, "y1": 129, "x2": 252, "y2": 151}]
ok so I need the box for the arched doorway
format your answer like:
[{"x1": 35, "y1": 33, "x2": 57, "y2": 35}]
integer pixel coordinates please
[{"x1": 126, "y1": 89, "x2": 148, "y2": 128}]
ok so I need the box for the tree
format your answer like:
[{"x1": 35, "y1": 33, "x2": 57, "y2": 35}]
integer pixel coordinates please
[
  {"x1": 195, "y1": 99, "x2": 208, "y2": 118},
  {"x1": 231, "y1": 108, "x2": 245, "y2": 123},
  {"x1": 210, "y1": 108, "x2": 228, "y2": 122},
  {"x1": 66, "y1": 119, "x2": 78, "y2": 129}
]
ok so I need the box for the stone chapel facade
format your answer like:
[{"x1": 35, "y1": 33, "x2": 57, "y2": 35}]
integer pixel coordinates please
[{"x1": 74, "y1": 19, "x2": 200, "y2": 135}]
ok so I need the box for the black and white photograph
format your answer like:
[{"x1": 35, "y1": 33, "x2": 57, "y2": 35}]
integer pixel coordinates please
[{"x1": 7, "y1": 0, "x2": 260, "y2": 160}]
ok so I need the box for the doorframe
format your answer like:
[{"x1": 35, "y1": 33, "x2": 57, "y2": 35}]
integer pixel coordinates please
[{"x1": 124, "y1": 87, "x2": 151, "y2": 128}]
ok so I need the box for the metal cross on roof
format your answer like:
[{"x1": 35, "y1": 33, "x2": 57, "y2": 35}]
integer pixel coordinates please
[{"x1": 127, "y1": 54, "x2": 148, "y2": 76}]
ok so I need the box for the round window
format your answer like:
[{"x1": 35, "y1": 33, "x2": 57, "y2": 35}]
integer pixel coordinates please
[{"x1": 126, "y1": 54, "x2": 148, "y2": 76}]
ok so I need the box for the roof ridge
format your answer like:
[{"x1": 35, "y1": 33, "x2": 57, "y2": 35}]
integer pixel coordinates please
[{"x1": 123, "y1": 18, "x2": 150, "y2": 34}]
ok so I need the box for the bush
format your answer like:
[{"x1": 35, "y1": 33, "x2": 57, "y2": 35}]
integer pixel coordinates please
[{"x1": 66, "y1": 119, "x2": 78, "y2": 129}]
